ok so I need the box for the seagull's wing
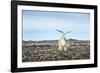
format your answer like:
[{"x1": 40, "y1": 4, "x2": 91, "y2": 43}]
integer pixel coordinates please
[
  {"x1": 65, "y1": 31, "x2": 72, "y2": 34},
  {"x1": 56, "y1": 29, "x2": 64, "y2": 33}
]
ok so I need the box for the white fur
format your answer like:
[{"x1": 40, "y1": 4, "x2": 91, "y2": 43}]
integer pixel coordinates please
[{"x1": 58, "y1": 35, "x2": 69, "y2": 51}]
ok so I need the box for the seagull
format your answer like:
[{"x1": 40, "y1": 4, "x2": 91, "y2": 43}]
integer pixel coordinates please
[{"x1": 56, "y1": 29, "x2": 72, "y2": 36}]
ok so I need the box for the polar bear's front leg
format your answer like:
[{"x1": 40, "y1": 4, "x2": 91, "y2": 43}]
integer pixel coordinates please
[{"x1": 58, "y1": 44, "x2": 62, "y2": 51}]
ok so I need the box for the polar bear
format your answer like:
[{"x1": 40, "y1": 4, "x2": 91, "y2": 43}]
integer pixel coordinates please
[
  {"x1": 56, "y1": 29, "x2": 71, "y2": 51},
  {"x1": 58, "y1": 35, "x2": 69, "y2": 51}
]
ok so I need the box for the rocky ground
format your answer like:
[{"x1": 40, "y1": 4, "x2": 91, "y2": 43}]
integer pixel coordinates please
[{"x1": 22, "y1": 43, "x2": 90, "y2": 62}]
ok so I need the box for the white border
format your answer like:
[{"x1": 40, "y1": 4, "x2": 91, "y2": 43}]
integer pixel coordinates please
[{"x1": 17, "y1": 5, "x2": 94, "y2": 68}]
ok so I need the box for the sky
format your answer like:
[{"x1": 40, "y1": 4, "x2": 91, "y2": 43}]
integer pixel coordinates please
[{"x1": 22, "y1": 10, "x2": 90, "y2": 41}]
